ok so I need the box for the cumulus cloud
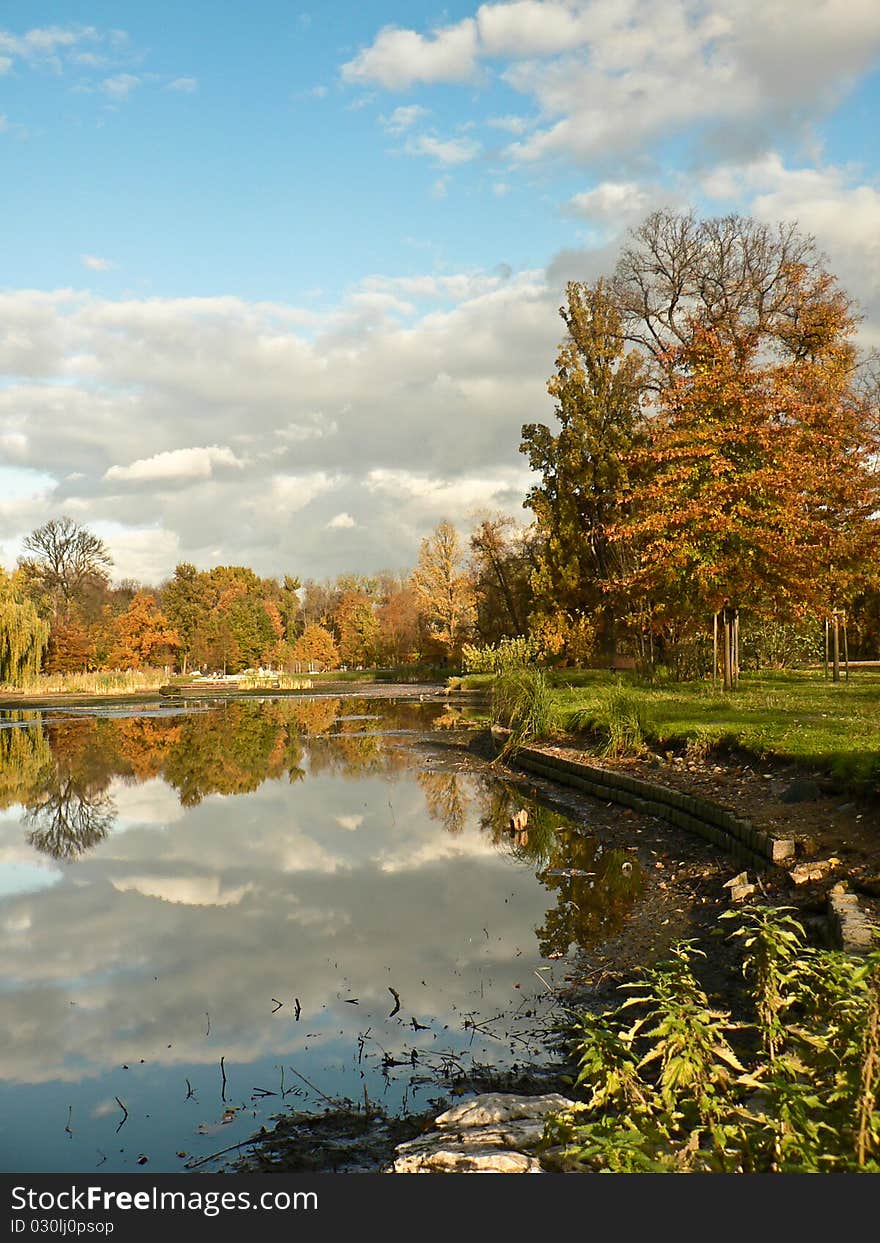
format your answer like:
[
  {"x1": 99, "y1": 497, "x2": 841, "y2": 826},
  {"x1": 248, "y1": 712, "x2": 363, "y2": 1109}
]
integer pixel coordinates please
[
  {"x1": 404, "y1": 133, "x2": 482, "y2": 165},
  {"x1": 104, "y1": 445, "x2": 244, "y2": 483},
  {"x1": 343, "y1": 1, "x2": 880, "y2": 170},
  {"x1": 327, "y1": 512, "x2": 356, "y2": 529},
  {"x1": 166, "y1": 76, "x2": 197, "y2": 92},
  {"x1": 341, "y1": 19, "x2": 479, "y2": 89},
  {"x1": 565, "y1": 180, "x2": 656, "y2": 225},
  {"x1": 0, "y1": 272, "x2": 554, "y2": 582},
  {"x1": 381, "y1": 104, "x2": 430, "y2": 134}
]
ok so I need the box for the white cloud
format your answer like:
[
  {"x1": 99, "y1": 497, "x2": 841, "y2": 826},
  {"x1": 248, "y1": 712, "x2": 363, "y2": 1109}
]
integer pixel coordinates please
[
  {"x1": 476, "y1": 1, "x2": 591, "y2": 58},
  {"x1": 341, "y1": 19, "x2": 479, "y2": 89},
  {"x1": 345, "y1": 2, "x2": 880, "y2": 171},
  {"x1": 166, "y1": 76, "x2": 197, "y2": 92},
  {"x1": 565, "y1": 180, "x2": 655, "y2": 224},
  {"x1": 381, "y1": 104, "x2": 430, "y2": 134},
  {"x1": 327, "y1": 512, "x2": 356, "y2": 529},
  {"x1": 0, "y1": 24, "x2": 100, "y2": 65},
  {"x1": 81, "y1": 254, "x2": 115, "y2": 271},
  {"x1": 104, "y1": 445, "x2": 244, "y2": 483},
  {"x1": 100, "y1": 73, "x2": 140, "y2": 100},
  {"x1": 405, "y1": 133, "x2": 482, "y2": 165}
]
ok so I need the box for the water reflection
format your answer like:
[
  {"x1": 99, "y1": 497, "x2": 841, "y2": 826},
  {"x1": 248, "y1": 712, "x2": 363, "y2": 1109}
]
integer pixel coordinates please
[{"x1": 0, "y1": 696, "x2": 646, "y2": 1173}]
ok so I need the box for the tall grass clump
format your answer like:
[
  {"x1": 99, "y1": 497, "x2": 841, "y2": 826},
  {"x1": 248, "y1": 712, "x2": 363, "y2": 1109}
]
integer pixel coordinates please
[
  {"x1": 543, "y1": 906, "x2": 880, "y2": 1173},
  {"x1": 566, "y1": 682, "x2": 654, "y2": 757},
  {"x1": 492, "y1": 665, "x2": 558, "y2": 749}
]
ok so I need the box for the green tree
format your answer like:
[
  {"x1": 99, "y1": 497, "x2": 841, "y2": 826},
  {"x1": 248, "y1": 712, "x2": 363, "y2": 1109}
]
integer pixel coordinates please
[
  {"x1": 521, "y1": 280, "x2": 645, "y2": 660},
  {"x1": 0, "y1": 568, "x2": 50, "y2": 685}
]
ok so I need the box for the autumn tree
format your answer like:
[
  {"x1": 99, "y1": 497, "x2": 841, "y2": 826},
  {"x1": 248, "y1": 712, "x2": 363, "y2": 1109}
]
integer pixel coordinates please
[
  {"x1": 468, "y1": 515, "x2": 534, "y2": 644},
  {"x1": 161, "y1": 564, "x2": 210, "y2": 674},
  {"x1": 521, "y1": 280, "x2": 645, "y2": 660},
  {"x1": 333, "y1": 589, "x2": 380, "y2": 667},
  {"x1": 20, "y1": 517, "x2": 113, "y2": 621},
  {"x1": 411, "y1": 521, "x2": 475, "y2": 662},
  {"x1": 612, "y1": 209, "x2": 845, "y2": 369},
  {"x1": 290, "y1": 623, "x2": 339, "y2": 671},
  {"x1": 108, "y1": 592, "x2": 180, "y2": 669},
  {"x1": 611, "y1": 317, "x2": 880, "y2": 682},
  {"x1": 375, "y1": 573, "x2": 421, "y2": 665}
]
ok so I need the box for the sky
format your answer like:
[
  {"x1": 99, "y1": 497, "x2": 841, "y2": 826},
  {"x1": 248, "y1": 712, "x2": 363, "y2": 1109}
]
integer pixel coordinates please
[{"x1": 2, "y1": 0, "x2": 880, "y2": 586}]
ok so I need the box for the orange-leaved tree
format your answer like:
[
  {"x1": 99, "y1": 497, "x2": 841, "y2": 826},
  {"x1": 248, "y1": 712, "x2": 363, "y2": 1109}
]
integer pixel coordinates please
[{"x1": 108, "y1": 592, "x2": 180, "y2": 669}]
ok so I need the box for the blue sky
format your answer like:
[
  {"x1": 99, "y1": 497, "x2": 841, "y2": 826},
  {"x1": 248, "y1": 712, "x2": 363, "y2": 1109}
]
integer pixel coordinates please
[{"x1": 2, "y1": 2, "x2": 880, "y2": 584}]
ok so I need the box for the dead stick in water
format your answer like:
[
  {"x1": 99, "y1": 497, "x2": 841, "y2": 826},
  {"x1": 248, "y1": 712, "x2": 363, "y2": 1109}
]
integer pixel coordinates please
[
  {"x1": 115, "y1": 1097, "x2": 129, "y2": 1132},
  {"x1": 220, "y1": 1056, "x2": 228, "y2": 1102},
  {"x1": 285, "y1": 1065, "x2": 339, "y2": 1109},
  {"x1": 183, "y1": 1138, "x2": 262, "y2": 1171}
]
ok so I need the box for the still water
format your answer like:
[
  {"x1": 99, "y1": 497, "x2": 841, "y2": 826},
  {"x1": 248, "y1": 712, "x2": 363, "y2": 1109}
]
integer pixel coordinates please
[{"x1": 0, "y1": 695, "x2": 644, "y2": 1173}]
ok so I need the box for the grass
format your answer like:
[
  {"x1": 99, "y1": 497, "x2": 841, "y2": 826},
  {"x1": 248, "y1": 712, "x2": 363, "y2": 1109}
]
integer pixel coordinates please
[
  {"x1": 0, "y1": 667, "x2": 170, "y2": 699},
  {"x1": 554, "y1": 668, "x2": 880, "y2": 787},
  {"x1": 452, "y1": 666, "x2": 880, "y2": 788}
]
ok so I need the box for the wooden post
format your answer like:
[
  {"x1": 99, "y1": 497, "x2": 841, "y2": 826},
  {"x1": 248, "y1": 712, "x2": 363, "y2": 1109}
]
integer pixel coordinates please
[
  {"x1": 832, "y1": 611, "x2": 840, "y2": 683},
  {"x1": 824, "y1": 617, "x2": 829, "y2": 680},
  {"x1": 733, "y1": 610, "x2": 739, "y2": 688},
  {"x1": 722, "y1": 601, "x2": 733, "y2": 692},
  {"x1": 713, "y1": 612, "x2": 718, "y2": 693},
  {"x1": 843, "y1": 614, "x2": 849, "y2": 682}
]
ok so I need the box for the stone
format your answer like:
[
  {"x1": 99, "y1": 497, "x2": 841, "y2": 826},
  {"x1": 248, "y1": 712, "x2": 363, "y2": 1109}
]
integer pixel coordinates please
[
  {"x1": 827, "y1": 884, "x2": 877, "y2": 954},
  {"x1": 392, "y1": 1147, "x2": 543, "y2": 1174},
  {"x1": 788, "y1": 858, "x2": 841, "y2": 885},
  {"x1": 434, "y1": 1092, "x2": 574, "y2": 1129},
  {"x1": 723, "y1": 871, "x2": 756, "y2": 902},
  {"x1": 390, "y1": 1092, "x2": 579, "y2": 1175},
  {"x1": 780, "y1": 778, "x2": 822, "y2": 804}
]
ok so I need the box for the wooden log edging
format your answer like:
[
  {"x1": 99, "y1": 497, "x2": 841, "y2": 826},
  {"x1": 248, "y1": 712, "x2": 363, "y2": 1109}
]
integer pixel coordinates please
[{"x1": 488, "y1": 728, "x2": 796, "y2": 871}]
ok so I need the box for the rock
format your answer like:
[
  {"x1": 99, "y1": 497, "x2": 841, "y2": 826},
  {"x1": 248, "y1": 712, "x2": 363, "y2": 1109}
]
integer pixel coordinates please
[
  {"x1": 780, "y1": 778, "x2": 821, "y2": 804},
  {"x1": 390, "y1": 1092, "x2": 578, "y2": 1174},
  {"x1": 788, "y1": 857, "x2": 841, "y2": 885},
  {"x1": 393, "y1": 1147, "x2": 543, "y2": 1174},
  {"x1": 435, "y1": 1093, "x2": 573, "y2": 1129},
  {"x1": 723, "y1": 871, "x2": 756, "y2": 902},
  {"x1": 827, "y1": 884, "x2": 876, "y2": 954}
]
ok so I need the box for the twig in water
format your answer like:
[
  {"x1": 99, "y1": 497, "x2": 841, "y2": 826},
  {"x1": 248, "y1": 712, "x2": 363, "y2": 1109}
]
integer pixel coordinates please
[
  {"x1": 220, "y1": 1056, "x2": 228, "y2": 1103},
  {"x1": 285, "y1": 1065, "x2": 339, "y2": 1109},
  {"x1": 185, "y1": 1078, "x2": 196, "y2": 1100},
  {"x1": 271, "y1": 998, "x2": 283, "y2": 1013},
  {"x1": 388, "y1": 987, "x2": 401, "y2": 1018},
  {"x1": 205, "y1": 1012, "x2": 211, "y2": 1037},
  {"x1": 294, "y1": 998, "x2": 302, "y2": 1021},
  {"x1": 183, "y1": 1139, "x2": 261, "y2": 1171},
  {"x1": 65, "y1": 1106, "x2": 73, "y2": 1138},
  {"x1": 115, "y1": 1097, "x2": 129, "y2": 1133}
]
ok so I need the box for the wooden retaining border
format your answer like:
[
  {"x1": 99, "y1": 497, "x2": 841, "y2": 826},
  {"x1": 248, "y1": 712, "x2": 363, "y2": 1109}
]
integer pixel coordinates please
[{"x1": 488, "y1": 727, "x2": 796, "y2": 872}]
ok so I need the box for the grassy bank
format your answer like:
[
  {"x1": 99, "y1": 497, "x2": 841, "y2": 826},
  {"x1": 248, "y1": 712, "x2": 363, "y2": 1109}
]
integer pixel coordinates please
[
  {"x1": 0, "y1": 667, "x2": 170, "y2": 700},
  {"x1": 453, "y1": 668, "x2": 880, "y2": 788}
]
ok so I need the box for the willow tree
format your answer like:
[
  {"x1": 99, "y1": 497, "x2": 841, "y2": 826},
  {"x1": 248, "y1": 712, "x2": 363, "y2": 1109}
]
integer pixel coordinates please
[{"x1": 0, "y1": 569, "x2": 50, "y2": 686}]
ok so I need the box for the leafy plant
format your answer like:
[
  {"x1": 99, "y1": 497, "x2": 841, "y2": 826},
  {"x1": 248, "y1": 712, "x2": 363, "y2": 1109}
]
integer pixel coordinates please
[{"x1": 544, "y1": 907, "x2": 880, "y2": 1173}]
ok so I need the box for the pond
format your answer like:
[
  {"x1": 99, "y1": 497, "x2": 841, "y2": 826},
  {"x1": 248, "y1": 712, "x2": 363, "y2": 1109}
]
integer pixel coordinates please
[{"x1": 0, "y1": 694, "x2": 645, "y2": 1173}]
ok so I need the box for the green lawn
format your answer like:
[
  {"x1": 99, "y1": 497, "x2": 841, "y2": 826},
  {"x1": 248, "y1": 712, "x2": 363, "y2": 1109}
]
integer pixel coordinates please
[{"x1": 454, "y1": 668, "x2": 880, "y2": 787}]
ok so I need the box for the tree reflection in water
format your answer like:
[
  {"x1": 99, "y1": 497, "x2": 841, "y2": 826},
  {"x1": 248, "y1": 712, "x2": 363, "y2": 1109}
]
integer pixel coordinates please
[
  {"x1": 24, "y1": 778, "x2": 116, "y2": 861},
  {"x1": 419, "y1": 769, "x2": 647, "y2": 956},
  {"x1": 4, "y1": 698, "x2": 646, "y2": 952}
]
